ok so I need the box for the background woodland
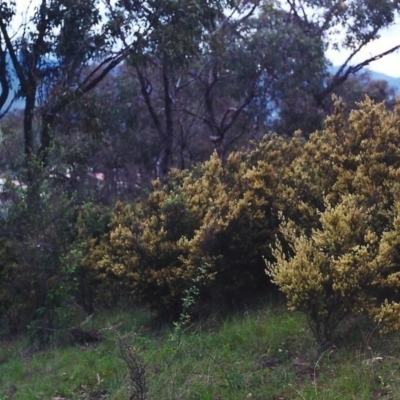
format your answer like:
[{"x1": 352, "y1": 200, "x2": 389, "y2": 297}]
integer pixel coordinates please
[{"x1": 1, "y1": 0, "x2": 400, "y2": 347}]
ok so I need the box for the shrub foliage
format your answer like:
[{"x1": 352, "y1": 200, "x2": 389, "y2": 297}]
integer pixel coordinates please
[
  {"x1": 91, "y1": 152, "x2": 281, "y2": 317},
  {"x1": 88, "y1": 97, "x2": 400, "y2": 339},
  {"x1": 4, "y1": 97, "x2": 400, "y2": 344},
  {"x1": 267, "y1": 98, "x2": 400, "y2": 343}
]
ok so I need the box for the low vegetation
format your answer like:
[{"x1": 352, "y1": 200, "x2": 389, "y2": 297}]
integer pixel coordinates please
[
  {"x1": 2, "y1": 303, "x2": 400, "y2": 399},
  {"x1": 3, "y1": 98, "x2": 400, "y2": 398}
]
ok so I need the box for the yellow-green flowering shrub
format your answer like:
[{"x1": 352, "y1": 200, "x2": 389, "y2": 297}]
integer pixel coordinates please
[
  {"x1": 266, "y1": 195, "x2": 379, "y2": 343},
  {"x1": 180, "y1": 152, "x2": 277, "y2": 297},
  {"x1": 370, "y1": 200, "x2": 400, "y2": 333},
  {"x1": 92, "y1": 96, "x2": 400, "y2": 329},
  {"x1": 91, "y1": 151, "x2": 283, "y2": 316},
  {"x1": 93, "y1": 198, "x2": 216, "y2": 317},
  {"x1": 267, "y1": 98, "x2": 400, "y2": 343}
]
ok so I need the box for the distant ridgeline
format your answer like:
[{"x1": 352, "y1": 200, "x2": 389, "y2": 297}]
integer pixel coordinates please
[
  {"x1": 365, "y1": 70, "x2": 400, "y2": 93},
  {"x1": 3, "y1": 65, "x2": 400, "y2": 112},
  {"x1": 329, "y1": 65, "x2": 400, "y2": 94}
]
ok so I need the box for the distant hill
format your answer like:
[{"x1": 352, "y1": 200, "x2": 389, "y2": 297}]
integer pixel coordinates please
[
  {"x1": 365, "y1": 70, "x2": 400, "y2": 93},
  {"x1": 329, "y1": 65, "x2": 400, "y2": 93}
]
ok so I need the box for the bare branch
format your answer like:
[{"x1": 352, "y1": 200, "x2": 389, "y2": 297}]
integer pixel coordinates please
[
  {"x1": 0, "y1": 15, "x2": 28, "y2": 94},
  {"x1": 0, "y1": 38, "x2": 9, "y2": 113},
  {"x1": 177, "y1": 107, "x2": 213, "y2": 125},
  {"x1": 317, "y1": 2, "x2": 344, "y2": 35},
  {"x1": 298, "y1": 0, "x2": 309, "y2": 22},
  {"x1": 286, "y1": 0, "x2": 303, "y2": 23},
  {"x1": 224, "y1": 119, "x2": 249, "y2": 155},
  {"x1": 135, "y1": 65, "x2": 164, "y2": 139},
  {"x1": 0, "y1": 94, "x2": 17, "y2": 119},
  {"x1": 29, "y1": 0, "x2": 47, "y2": 85},
  {"x1": 176, "y1": 60, "x2": 212, "y2": 92},
  {"x1": 235, "y1": 0, "x2": 259, "y2": 25},
  {"x1": 317, "y1": 40, "x2": 400, "y2": 106},
  {"x1": 220, "y1": 86, "x2": 255, "y2": 135}
]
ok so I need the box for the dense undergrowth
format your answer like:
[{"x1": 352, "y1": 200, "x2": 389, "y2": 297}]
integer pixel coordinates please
[
  {"x1": 3, "y1": 97, "x2": 400, "y2": 351},
  {"x1": 91, "y1": 97, "x2": 400, "y2": 344}
]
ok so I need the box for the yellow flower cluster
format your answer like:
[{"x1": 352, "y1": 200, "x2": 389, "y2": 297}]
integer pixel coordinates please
[
  {"x1": 88, "y1": 97, "x2": 400, "y2": 331},
  {"x1": 267, "y1": 98, "x2": 400, "y2": 342},
  {"x1": 89, "y1": 149, "x2": 283, "y2": 316}
]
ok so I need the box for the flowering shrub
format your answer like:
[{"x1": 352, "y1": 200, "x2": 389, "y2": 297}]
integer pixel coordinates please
[
  {"x1": 91, "y1": 151, "x2": 282, "y2": 316},
  {"x1": 91, "y1": 97, "x2": 400, "y2": 337},
  {"x1": 267, "y1": 98, "x2": 400, "y2": 343}
]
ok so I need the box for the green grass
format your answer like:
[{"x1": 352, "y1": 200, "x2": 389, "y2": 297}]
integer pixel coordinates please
[{"x1": 2, "y1": 302, "x2": 400, "y2": 399}]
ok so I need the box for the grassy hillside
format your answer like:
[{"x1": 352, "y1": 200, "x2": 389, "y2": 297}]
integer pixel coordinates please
[{"x1": 2, "y1": 299, "x2": 400, "y2": 400}]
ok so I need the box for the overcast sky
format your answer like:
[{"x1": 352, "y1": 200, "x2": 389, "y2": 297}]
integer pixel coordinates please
[
  {"x1": 13, "y1": 0, "x2": 400, "y2": 78},
  {"x1": 327, "y1": 20, "x2": 400, "y2": 78}
]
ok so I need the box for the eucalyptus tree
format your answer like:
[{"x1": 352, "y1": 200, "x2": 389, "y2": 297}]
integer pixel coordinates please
[
  {"x1": 104, "y1": 0, "x2": 259, "y2": 177},
  {"x1": 0, "y1": 0, "x2": 142, "y2": 181},
  {"x1": 107, "y1": 0, "x2": 400, "y2": 178},
  {"x1": 307, "y1": 0, "x2": 400, "y2": 105},
  {"x1": 251, "y1": 0, "x2": 400, "y2": 136},
  {"x1": 0, "y1": 0, "x2": 146, "y2": 336}
]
